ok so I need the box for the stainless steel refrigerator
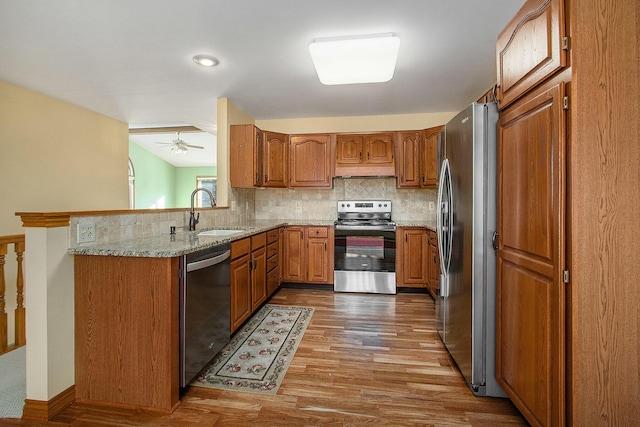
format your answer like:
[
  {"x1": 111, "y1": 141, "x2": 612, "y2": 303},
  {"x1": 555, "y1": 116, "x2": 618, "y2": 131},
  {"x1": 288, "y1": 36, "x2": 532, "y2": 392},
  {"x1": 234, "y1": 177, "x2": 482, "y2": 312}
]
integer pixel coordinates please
[{"x1": 435, "y1": 102, "x2": 505, "y2": 397}]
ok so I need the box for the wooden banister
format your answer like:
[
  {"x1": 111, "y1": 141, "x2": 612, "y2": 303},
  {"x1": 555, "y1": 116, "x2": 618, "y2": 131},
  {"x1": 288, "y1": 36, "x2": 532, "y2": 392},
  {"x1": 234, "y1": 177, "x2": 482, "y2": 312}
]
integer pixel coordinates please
[{"x1": 0, "y1": 234, "x2": 26, "y2": 355}]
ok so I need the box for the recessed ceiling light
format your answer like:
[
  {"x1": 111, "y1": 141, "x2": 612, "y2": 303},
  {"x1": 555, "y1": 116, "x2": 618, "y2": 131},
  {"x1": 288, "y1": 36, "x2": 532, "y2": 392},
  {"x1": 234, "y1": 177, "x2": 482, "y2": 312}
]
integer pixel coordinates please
[
  {"x1": 192, "y1": 55, "x2": 219, "y2": 67},
  {"x1": 309, "y1": 33, "x2": 400, "y2": 85}
]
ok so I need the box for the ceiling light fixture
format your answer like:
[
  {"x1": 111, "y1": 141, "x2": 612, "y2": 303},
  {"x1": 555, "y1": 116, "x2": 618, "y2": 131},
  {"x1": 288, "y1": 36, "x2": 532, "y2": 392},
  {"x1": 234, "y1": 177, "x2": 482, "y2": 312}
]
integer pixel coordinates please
[
  {"x1": 309, "y1": 33, "x2": 400, "y2": 85},
  {"x1": 192, "y1": 55, "x2": 219, "y2": 67}
]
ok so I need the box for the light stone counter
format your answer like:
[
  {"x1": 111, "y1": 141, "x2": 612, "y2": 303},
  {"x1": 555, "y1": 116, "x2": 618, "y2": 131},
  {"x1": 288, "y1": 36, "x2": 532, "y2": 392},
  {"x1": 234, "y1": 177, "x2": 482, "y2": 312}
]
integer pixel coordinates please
[
  {"x1": 68, "y1": 219, "x2": 336, "y2": 258},
  {"x1": 395, "y1": 220, "x2": 437, "y2": 232}
]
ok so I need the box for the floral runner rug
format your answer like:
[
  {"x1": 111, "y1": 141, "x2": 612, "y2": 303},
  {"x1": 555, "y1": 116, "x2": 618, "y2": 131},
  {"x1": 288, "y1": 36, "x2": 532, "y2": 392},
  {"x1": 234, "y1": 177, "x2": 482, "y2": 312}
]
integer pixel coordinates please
[{"x1": 190, "y1": 304, "x2": 314, "y2": 394}]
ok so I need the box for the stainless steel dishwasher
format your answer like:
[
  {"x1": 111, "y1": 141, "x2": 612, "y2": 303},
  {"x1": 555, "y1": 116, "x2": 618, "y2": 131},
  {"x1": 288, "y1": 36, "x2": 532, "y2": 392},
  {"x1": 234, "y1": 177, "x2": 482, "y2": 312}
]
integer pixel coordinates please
[{"x1": 179, "y1": 243, "x2": 231, "y2": 387}]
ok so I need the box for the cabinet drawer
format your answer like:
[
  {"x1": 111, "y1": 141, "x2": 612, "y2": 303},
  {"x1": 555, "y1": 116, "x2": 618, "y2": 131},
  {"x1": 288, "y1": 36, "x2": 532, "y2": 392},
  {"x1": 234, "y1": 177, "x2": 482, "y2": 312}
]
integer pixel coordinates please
[
  {"x1": 266, "y1": 241, "x2": 278, "y2": 259},
  {"x1": 267, "y1": 266, "x2": 280, "y2": 296},
  {"x1": 307, "y1": 226, "x2": 328, "y2": 238},
  {"x1": 266, "y1": 228, "x2": 279, "y2": 244},
  {"x1": 267, "y1": 255, "x2": 278, "y2": 272},
  {"x1": 251, "y1": 232, "x2": 266, "y2": 249},
  {"x1": 231, "y1": 237, "x2": 251, "y2": 259}
]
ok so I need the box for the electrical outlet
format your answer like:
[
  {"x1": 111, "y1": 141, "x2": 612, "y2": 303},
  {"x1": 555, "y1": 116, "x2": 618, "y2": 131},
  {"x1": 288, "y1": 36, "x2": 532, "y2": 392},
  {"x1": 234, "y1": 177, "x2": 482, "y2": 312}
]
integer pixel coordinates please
[
  {"x1": 77, "y1": 223, "x2": 96, "y2": 243},
  {"x1": 295, "y1": 201, "x2": 302, "y2": 212},
  {"x1": 231, "y1": 200, "x2": 237, "y2": 211},
  {"x1": 429, "y1": 201, "x2": 435, "y2": 211}
]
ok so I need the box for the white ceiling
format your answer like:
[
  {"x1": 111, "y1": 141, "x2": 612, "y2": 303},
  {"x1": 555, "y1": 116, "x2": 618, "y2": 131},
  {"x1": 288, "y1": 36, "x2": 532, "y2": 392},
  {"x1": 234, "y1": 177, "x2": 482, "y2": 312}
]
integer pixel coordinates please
[{"x1": 0, "y1": 0, "x2": 525, "y2": 133}]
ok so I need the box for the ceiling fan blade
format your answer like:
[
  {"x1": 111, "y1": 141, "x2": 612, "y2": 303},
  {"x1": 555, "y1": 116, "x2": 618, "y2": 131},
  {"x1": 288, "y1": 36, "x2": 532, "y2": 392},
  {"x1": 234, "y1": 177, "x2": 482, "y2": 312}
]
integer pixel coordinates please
[
  {"x1": 184, "y1": 144, "x2": 204, "y2": 149},
  {"x1": 154, "y1": 142, "x2": 174, "y2": 145}
]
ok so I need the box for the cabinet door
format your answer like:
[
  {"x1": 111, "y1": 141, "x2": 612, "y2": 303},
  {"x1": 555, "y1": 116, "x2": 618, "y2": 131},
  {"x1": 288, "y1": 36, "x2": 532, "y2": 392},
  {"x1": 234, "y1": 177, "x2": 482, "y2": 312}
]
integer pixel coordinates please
[
  {"x1": 496, "y1": 0, "x2": 567, "y2": 108},
  {"x1": 230, "y1": 124, "x2": 259, "y2": 188},
  {"x1": 263, "y1": 131, "x2": 288, "y2": 188},
  {"x1": 496, "y1": 77, "x2": 567, "y2": 426},
  {"x1": 364, "y1": 133, "x2": 394, "y2": 165},
  {"x1": 427, "y1": 230, "x2": 439, "y2": 296},
  {"x1": 306, "y1": 226, "x2": 331, "y2": 284},
  {"x1": 420, "y1": 127, "x2": 441, "y2": 188},
  {"x1": 395, "y1": 131, "x2": 421, "y2": 188},
  {"x1": 336, "y1": 134, "x2": 363, "y2": 165},
  {"x1": 230, "y1": 253, "x2": 252, "y2": 332},
  {"x1": 283, "y1": 226, "x2": 305, "y2": 281},
  {"x1": 401, "y1": 228, "x2": 428, "y2": 287},
  {"x1": 289, "y1": 134, "x2": 333, "y2": 188},
  {"x1": 250, "y1": 246, "x2": 267, "y2": 310},
  {"x1": 307, "y1": 237, "x2": 329, "y2": 283}
]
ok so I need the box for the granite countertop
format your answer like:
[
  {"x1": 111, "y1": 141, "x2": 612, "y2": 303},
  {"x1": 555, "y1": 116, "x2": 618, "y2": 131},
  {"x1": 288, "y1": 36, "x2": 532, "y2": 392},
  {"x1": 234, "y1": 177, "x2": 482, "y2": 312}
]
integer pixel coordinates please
[
  {"x1": 395, "y1": 220, "x2": 437, "y2": 231},
  {"x1": 68, "y1": 219, "x2": 336, "y2": 258}
]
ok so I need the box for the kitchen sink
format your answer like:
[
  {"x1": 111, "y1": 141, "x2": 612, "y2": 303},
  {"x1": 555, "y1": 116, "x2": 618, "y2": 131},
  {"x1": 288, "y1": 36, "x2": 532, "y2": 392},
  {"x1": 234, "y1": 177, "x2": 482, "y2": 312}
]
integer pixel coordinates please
[{"x1": 198, "y1": 229, "x2": 243, "y2": 237}]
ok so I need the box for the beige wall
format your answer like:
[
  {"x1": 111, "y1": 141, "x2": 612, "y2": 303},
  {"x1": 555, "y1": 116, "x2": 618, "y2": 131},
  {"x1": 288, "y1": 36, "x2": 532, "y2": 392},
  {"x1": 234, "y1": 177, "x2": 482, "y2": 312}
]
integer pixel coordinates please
[
  {"x1": 256, "y1": 111, "x2": 456, "y2": 134},
  {"x1": 0, "y1": 80, "x2": 129, "y2": 235}
]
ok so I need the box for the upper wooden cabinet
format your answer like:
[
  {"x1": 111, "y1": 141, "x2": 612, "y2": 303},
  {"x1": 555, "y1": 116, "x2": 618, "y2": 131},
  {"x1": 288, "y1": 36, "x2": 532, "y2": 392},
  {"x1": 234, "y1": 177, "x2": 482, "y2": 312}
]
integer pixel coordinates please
[
  {"x1": 289, "y1": 134, "x2": 333, "y2": 188},
  {"x1": 395, "y1": 131, "x2": 422, "y2": 188},
  {"x1": 263, "y1": 131, "x2": 288, "y2": 187},
  {"x1": 230, "y1": 125, "x2": 288, "y2": 188},
  {"x1": 420, "y1": 126, "x2": 441, "y2": 188},
  {"x1": 335, "y1": 132, "x2": 395, "y2": 177},
  {"x1": 496, "y1": 0, "x2": 568, "y2": 109}
]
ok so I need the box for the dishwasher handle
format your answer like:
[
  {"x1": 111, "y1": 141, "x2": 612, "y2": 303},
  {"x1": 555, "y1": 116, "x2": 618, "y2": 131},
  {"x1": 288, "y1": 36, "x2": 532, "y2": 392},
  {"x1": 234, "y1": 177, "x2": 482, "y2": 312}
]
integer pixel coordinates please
[{"x1": 186, "y1": 250, "x2": 231, "y2": 272}]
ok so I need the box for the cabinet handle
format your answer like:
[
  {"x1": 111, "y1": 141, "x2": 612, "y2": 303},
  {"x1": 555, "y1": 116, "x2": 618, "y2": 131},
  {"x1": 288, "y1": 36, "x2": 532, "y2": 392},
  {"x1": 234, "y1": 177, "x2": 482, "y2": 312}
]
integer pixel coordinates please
[
  {"x1": 265, "y1": 174, "x2": 268, "y2": 181},
  {"x1": 405, "y1": 234, "x2": 408, "y2": 242},
  {"x1": 324, "y1": 242, "x2": 326, "y2": 251},
  {"x1": 367, "y1": 152, "x2": 370, "y2": 160},
  {"x1": 492, "y1": 231, "x2": 499, "y2": 251},
  {"x1": 359, "y1": 152, "x2": 362, "y2": 161},
  {"x1": 421, "y1": 174, "x2": 425, "y2": 183},
  {"x1": 255, "y1": 173, "x2": 259, "y2": 183}
]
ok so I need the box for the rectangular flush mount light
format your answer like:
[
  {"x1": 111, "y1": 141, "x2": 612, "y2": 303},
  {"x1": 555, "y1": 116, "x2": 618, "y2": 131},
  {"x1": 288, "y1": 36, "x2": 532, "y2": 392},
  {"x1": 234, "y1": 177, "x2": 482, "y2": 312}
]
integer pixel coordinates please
[{"x1": 309, "y1": 33, "x2": 400, "y2": 85}]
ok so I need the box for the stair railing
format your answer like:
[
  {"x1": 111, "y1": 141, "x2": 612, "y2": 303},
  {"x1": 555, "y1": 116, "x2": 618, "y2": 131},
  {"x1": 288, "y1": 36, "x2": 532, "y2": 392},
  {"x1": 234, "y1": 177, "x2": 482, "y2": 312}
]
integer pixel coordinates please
[{"x1": 0, "y1": 234, "x2": 25, "y2": 355}]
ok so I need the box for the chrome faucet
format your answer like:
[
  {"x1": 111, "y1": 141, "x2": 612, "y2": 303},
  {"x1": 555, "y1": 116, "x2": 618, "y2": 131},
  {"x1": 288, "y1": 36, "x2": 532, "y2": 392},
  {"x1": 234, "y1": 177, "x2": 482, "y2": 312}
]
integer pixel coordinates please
[{"x1": 189, "y1": 188, "x2": 216, "y2": 231}]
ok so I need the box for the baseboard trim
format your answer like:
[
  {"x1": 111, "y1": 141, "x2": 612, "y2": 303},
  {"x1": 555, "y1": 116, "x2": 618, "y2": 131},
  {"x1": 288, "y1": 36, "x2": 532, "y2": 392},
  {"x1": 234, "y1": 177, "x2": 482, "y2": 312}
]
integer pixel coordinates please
[{"x1": 22, "y1": 385, "x2": 75, "y2": 421}]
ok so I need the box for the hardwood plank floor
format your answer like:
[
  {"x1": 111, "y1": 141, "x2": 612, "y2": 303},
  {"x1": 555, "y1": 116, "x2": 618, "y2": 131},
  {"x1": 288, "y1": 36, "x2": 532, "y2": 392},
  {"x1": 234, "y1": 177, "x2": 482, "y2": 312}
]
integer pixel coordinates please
[{"x1": 4, "y1": 288, "x2": 528, "y2": 426}]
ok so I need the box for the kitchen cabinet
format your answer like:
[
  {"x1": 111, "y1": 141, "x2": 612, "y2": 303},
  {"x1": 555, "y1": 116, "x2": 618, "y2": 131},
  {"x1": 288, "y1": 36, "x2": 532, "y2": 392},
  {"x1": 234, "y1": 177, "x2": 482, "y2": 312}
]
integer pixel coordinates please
[
  {"x1": 420, "y1": 126, "x2": 441, "y2": 188},
  {"x1": 426, "y1": 229, "x2": 439, "y2": 297},
  {"x1": 395, "y1": 131, "x2": 421, "y2": 188},
  {"x1": 230, "y1": 238, "x2": 252, "y2": 332},
  {"x1": 266, "y1": 227, "x2": 281, "y2": 297},
  {"x1": 263, "y1": 131, "x2": 288, "y2": 187},
  {"x1": 250, "y1": 233, "x2": 267, "y2": 310},
  {"x1": 230, "y1": 124, "x2": 288, "y2": 188},
  {"x1": 496, "y1": 0, "x2": 568, "y2": 109},
  {"x1": 74, "y1": 255, "x2": 180, "y2": 412},
  {"x1": 289, "y1": 134, "x2": 334, "y2": 188},
  {"x1": 495, "y1": 0, "x2": 570, "y2": 424},
  {"x1": 396, "y1": 227, "x2": 428, "y2": 288},
  {"x1": 230, "y1": 233, "x2": 267, "y2": 332},
  {"x1": 335, "y1": 132, "x2": 395, "y2": 177},
  {"x1": 283, "y1": 225, "x2": 333, "y2": 284}
]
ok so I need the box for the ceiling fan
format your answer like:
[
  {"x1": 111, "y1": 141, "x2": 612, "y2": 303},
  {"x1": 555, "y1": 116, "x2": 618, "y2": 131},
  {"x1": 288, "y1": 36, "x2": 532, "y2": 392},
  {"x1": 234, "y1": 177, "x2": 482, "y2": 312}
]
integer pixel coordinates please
[{"x1": 155, "y1": 132, "x2": 204, "y2": 154}]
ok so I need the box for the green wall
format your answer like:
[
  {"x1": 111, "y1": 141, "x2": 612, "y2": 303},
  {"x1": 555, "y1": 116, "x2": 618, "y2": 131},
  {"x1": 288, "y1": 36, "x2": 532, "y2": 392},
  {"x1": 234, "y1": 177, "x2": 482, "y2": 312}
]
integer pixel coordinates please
[
  {"x1": 129, "y1": 141, "x2": 216, "y2": 208},
  {"x1": 175, "y1": 166, "x2": 217, "y2": 207}
]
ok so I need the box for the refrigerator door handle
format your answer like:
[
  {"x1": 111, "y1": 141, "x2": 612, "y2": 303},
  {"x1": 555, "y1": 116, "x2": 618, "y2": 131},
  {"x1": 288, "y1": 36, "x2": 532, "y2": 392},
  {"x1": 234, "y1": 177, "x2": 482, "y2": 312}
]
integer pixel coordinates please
[{"x1": 436, "y1": 159, "x2": 452, "y2": 279}]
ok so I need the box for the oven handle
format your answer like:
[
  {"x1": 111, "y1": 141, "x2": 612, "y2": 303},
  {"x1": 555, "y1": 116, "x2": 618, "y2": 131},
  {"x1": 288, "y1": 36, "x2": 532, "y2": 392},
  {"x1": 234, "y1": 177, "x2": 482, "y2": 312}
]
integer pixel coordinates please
[{"x1": 335, "y1": 225, "x2": 396, "y2": 232}]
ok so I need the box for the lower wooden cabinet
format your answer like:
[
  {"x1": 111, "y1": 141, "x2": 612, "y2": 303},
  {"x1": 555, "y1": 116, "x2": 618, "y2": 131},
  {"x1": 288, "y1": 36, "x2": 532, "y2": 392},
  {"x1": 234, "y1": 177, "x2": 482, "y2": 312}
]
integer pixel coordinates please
[
  {"x1": 396, "y1": 227, "x2": 428, "y2": 288},
  {"x1": 250, "y1": 233, "x2": 267, "y2": 311},
  {"x1": 427, "y1": 229, "x2": 440, "y2": 296},
  {"x1": 283, "y1": 225, "x2": 333, "y2": 284},
  {"x1": 266, "y1": 228, "x2": 282, "y2": 297},
  {"x1": 230, "y1": 238, "x2": 253, "y2": 332}
]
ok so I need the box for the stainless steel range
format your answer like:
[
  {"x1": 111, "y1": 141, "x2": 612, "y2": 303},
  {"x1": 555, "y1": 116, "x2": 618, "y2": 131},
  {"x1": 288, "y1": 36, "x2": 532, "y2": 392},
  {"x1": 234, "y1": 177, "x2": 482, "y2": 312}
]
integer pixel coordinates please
[{"x1": 333, "y1": 200, "x2": 397, "y2": 294}]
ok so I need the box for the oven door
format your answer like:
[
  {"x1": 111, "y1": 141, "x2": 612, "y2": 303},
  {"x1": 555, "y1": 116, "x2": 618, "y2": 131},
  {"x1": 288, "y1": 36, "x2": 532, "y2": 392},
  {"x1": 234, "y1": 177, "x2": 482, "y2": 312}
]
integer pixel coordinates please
[{"x1": 334, "y1": 227, "x2": 396, "y2": 294}]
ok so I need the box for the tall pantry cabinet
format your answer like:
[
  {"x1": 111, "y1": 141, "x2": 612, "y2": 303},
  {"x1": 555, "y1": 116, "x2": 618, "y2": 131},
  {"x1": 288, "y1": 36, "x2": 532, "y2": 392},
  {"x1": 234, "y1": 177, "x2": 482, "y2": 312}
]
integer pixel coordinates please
[{"x1": 495, "y1": 0, "x2": 640, "y2": 426}]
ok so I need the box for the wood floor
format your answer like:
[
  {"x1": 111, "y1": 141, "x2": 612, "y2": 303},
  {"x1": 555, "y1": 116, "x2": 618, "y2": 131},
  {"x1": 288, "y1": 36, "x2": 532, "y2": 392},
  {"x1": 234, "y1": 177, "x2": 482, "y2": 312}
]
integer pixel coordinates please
[{"x1": 4, "y1": 287, "x2": 528, "y2": 426}]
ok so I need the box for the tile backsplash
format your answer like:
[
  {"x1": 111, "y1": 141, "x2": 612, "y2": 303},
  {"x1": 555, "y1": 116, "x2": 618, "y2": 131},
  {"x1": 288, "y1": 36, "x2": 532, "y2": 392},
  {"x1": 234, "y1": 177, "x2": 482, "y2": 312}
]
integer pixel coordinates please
[
  {"x1": 255, "y1": 177, "x2": 437, "y2": 222},
  {"x1": 69, "y1": 178, "x2": 435, "y2": 247}
]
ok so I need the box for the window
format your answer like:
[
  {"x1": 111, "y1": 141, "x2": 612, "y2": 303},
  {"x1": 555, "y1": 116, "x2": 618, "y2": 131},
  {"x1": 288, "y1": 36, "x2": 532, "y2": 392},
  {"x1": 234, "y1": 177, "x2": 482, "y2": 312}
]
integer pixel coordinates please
[
  {"x1": 196, "y1": 176, "x2": 217, "y2": 207},
  {"x1": 128, "y1": 158, "x2": 135, "y2": 209}
]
